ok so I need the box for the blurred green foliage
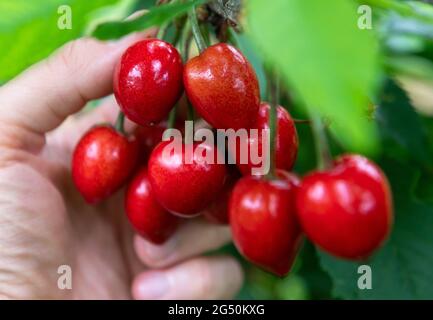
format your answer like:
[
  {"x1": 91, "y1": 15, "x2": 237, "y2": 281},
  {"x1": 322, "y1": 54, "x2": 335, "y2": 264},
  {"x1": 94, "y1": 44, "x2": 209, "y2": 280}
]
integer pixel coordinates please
[
  {"x1": 92, "y1": 0, "x2": 204, "y2": 40},
  {"x1": 2, "y1": 0, "x2": 433, "y2": 300},
  {"x1": 0, "y1": 0, "x2": 122, "y2": 83},
  {"x1": 248, "y1": 0, "x2": 381, "y2": 156}
]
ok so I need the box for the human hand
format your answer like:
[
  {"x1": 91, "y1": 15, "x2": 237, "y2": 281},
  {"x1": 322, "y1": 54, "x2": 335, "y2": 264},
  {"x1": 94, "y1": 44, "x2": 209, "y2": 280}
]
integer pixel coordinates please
[{"x1": 0, "y1": 33, "x2": 243, "y2": 299}]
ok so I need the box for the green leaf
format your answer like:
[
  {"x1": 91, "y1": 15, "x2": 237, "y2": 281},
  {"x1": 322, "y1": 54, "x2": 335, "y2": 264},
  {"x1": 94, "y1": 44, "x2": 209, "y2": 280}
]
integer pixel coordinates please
[
  {"x1": 84, "y1": 0, "x2": 138, "y2": 36},
  {"x1": 318, "y1": 159, "x2": 433, "y2": 299},
  {"x1": 0, "y1": 0, "x2": 121, "y2": 83},
  {"x1": 92, "y1": 0, "x2": 205, "y2": 40},
  {"x1": 376, "y1": 81, "x2": 433, "y2": 167},
  {"x1": 377, "y1": 1, "x2": 433, "y2": 55},
  {"x1": 364, "y1": 0, "x2": 433, "y2": 26},
  {"x1": 247, "y1": 0, "x2": 381, "y2": 154},
  {"x1": 274, "y1": 275, "x2": 309, "y2": 300},
  {"x1": 386, "y1": 56, "x2": 433, "y2": 83},
  {"x1": 376, "y1": 79, "x2": 432, "y2": 166},
  {"x1": 0, "y1": 0, "x2": 59, "y2": 31},
  {"x1": 413, "y1": 169, "x2": 433, "y2": 204},
  {"x1": 296, "y1": 242, "x2": 333, "y2": 299}
]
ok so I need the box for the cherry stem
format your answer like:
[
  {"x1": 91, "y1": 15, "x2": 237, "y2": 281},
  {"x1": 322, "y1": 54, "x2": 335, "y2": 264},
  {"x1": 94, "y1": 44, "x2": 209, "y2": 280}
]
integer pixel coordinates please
[
  {"x1": 184, "y1": 101, "x2": 195, "y2": 144},
  {"x1": 172, "y1": 23, "x2": 182, "y2": 45},
  {"x1": 167, "y1": 106, "x2": 177, "y2": 129},
  {"x1": 189, "y1": 5, "x2": 206, "y2": 53},
  {"x1": 178, "y1": 17, "x2": 195, "y2": 134},
  {"x1": 187, "y1": 101, "x2": 194, "y2": 122},
  {"x1": 164, "y1": 105, "x2": 178, "y2": 140},
  {"x1": 267, "y1": 73, "x2": 279, "y2": 179},
  {"x1": 293, "y1": 119, "x2": 311, "y2": 124},
  {"x1": 115, "y1": 111, "x2": 126, "y2": 135},
  {"x1": 200, "y1": 23, "x2": 211, "y2": 47},
  {"x1": 179, "y1": 20, "x2": 191, "y2": 62},
  {"x1": 310, "y1": 111, "x2": 332, "y2": 171},
  {"x1": 164, "y1": 13, "x2": 187, "y2": 138},
  {"x1": 158, "y1": 13, "x2": 183, "y2": 43},
  {"x1": 227, "y1": 27, "x2": 241, "y2": 48},
  {"x1": 157, "y1": 23, "x2": 169, "y2": 39}
]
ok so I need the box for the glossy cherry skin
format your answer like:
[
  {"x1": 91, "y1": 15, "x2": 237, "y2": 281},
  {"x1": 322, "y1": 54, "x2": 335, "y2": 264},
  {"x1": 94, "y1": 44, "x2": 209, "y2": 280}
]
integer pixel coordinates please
[
  {"x1": 256, "y1": 103, "x2": 298, "y2": 172},
  {"x1": 72, "y1": 125, "x2": 139, "y2": 204},
  {"x1": 296, "y1": 154, "x2": 393, "y2": 260},
  {"x1": 204, "y1": 166, "x2": 241, "y2": 225},
  {"x1": 184, "y1": 43, "x2": 260, "y2": 130},
  {"x1": 148, "y1": 140, "x2": 227, "y2": 217},
  {"x1": 235, "y1": 103, "x2": 298, "y2": 176},
  {"x1": 134, "y1": 118, "x2": 186, "y2": 162},
  {"x1": 230, "y1": 171, "x2": 303, "y2": 276},
  {"x1": 114, "y1": 39, "x2": 183, "y2": 126},
  {"x1": 125, "y1": 166, "x2": 179, "y2": 244},
  {"x1": 134, "y1": 122, "x2": 167, "y2": 162}
]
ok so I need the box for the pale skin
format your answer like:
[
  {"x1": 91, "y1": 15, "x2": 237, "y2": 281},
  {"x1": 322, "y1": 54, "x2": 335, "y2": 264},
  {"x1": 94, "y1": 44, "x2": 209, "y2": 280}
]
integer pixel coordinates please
[{"x1": 0, "y1": 32, "x2": 243, "y2": 299}]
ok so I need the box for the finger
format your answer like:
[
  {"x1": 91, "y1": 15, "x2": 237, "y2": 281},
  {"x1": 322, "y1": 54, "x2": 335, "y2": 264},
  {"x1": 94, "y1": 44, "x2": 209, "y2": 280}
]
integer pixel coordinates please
[
  {"x1": 134, "y1": 219, "x2": 231, "y2": 268},
  {"x1": 132, "y1": 255, "x2": 244, "y2": 300},
  {"x1": 46, "y1": 97, "x2": 119, "y2": 152},
  {"x1": 0, "y1": 30, "x2": 154, "y2": 149},
  {"x1": 49, "y1": 95, "x2": 139, "y2": 155}
]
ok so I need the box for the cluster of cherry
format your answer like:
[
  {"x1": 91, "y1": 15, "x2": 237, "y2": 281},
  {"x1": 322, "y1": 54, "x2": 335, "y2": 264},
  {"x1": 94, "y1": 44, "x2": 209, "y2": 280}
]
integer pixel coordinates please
[{"x1": 71, "y1": 38, "x2": 393, "y2": 276}]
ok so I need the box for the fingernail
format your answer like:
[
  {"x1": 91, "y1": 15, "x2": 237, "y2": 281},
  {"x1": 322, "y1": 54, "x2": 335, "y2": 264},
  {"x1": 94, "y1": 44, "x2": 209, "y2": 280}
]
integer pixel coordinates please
[{"x1": 135, "y1": 272, "x2": 170, "y2": 300}]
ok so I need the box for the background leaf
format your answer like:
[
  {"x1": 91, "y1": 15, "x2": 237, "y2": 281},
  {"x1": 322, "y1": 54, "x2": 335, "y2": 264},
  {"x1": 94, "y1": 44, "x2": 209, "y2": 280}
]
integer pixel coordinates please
[
  {"x1": 386, "y1": 56, "x2": 433, "y2": 83},
  {"x1": 413, "y1": 170, "x2": 433, "y2": 204},
  {"x1": 376, "y1": 79, "x2": 432, "y2": 166},
  {"x1": 84, "y1": 0, "x2": 138, "y2": 36},
  {"x1": 92, "y1": 0, "x2": 204, "y2": 40},
  {"x1": 0, "y1": 0, "x2": 122, "y2": 83},
  {"x1": 247, "y1": 0, "x2": 381, "y2": 155}
]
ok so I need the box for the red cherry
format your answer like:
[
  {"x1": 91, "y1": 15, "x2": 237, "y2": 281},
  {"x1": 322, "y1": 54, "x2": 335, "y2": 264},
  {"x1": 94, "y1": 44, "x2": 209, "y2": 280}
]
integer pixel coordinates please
[
  {"x1": 230, "y1": 171, "x2": 303, "y2": 276},
  {"x1": 234, "y1": 103, "x2": 298, "y2": 176},
  {"x1": 114, "y1": 39, "x2": 183, "y2": 126},
  {"x1": 256, "y1": 103, "x2": 298, "y2": 171},
  {"x1": 204, "y1": 166, "x2": 241, "y2": 225},
  {"x1": 125, "y1": 166, "x2": 179, "y2": 244},
  {"x1": 72, "y1": 125, "x2": 139, "y2": 204},
  {"x1": 184, "y1": 43, "x2": 260, "y2": 130},
  {"x1": 134, "y1": 119, "x2": 186, "y2": 162},
  {"x1": 134, "y1": 122, "x2": 167, "y2": 162},
  {"x1": 296, "y1": 154, "x2": 393, "y2": 260},
  {"x1": 148, "y1": 140, "x2": 227, "y2": 217}
]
